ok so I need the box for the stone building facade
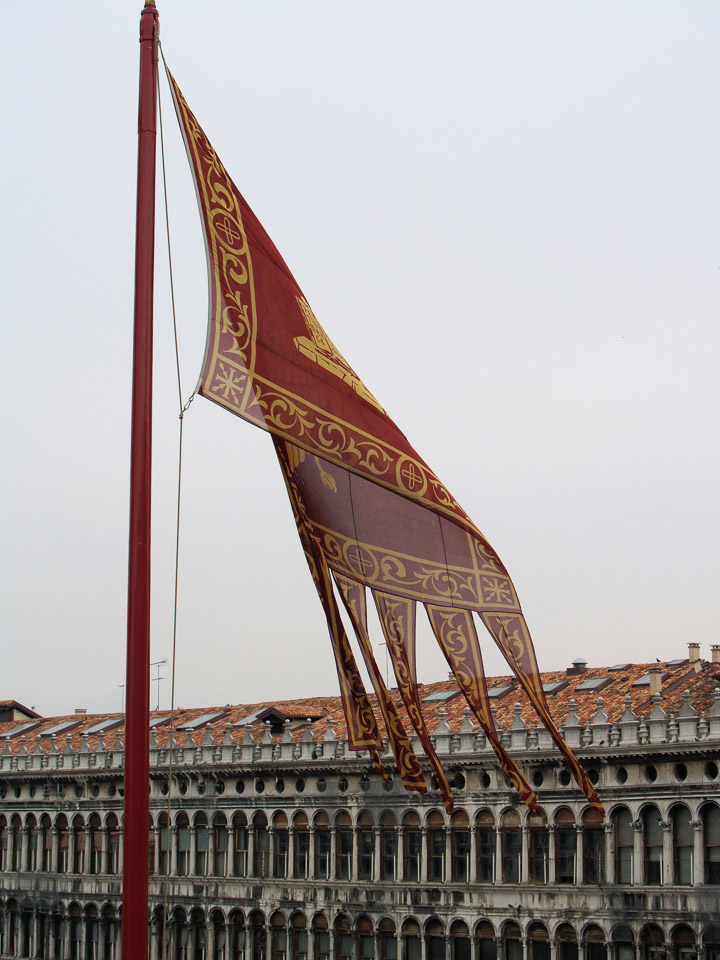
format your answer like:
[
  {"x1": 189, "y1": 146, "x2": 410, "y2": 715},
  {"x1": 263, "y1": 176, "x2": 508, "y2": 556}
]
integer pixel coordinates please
[{"x1": 1, "y1": 648, "x2": 720, "y2": 960}]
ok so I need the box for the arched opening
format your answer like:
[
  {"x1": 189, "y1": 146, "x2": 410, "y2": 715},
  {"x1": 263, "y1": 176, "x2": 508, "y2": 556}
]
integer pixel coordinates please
[
  {"x1": 556, "y1": 924, "x2": 578, "y2": 960},
  {"x1": 69, "y1": 903, "x2": 82, "y2": 960},
  {"x1": 40, "y1": 814, "x2": 53, "y2": 872},
  {"x1": 57, "y1": 815, "x2": 70, "y2": 874},
  {"x1": 358, "y1": 915, "x2": 375, "y2": 960},
  {"x1": 427, "y1": 812, "x2": 446, "y2": 883},
  {"x1": 672, "y1": 806, "x2": 693, "y2": 885},
  {"x1": 314, "y1": 813, "x2": 330, "y2": 880},
  {"x1": 84, "y1": 903, "x2": 99, "y2": 960},
  {"x1": 642, "y1": 808, "x2": 663, "y2": 886},
  {"x1": 248, "y1": 909, "x2": 267, "y2": 960},
  {"x1": 403, "y1": 812, "x2": 422, "y2": 882},
  {"x1": 176, "y1": 813, "x2": 191, "y2": 877},
  {"x1": 501, "y1": 811, "x2": 521, "y2": 883},
  {"x1": 380, "y1": 812, "x2": 397, "y2": 881},
  {"x1": 379, "y1": 918, "x2": 397, "y2": 960},
  {"x1": 451, "y1": 812, "x2": 471, "y2": 882},
  {"x1": 11, "y1": 815, "x2": 23, "y2": 872},
  {"x1": 271, "y1": 913, "x2": 288, "y2": 960},
  {"x1": 640, "y1": 925, "x2": 666, "y2": 960},
  {"x1": 88, "y1": 815, "x2": 102, "y2": 875},
  {"x1": 583, "y1": 808, "x2": 605, "y2": 884},
  {"x1": 671, "y1": 926, "x2": 696, "y2": 960},
  {"x1": 232, "y1": 813, "x2": 248, "y2": 877},
  {"x1": 7, "y1": 900, "x2": 19, "y2": 957},
  {"x1": 312, "y1": 914, "x2": 330, "y2": 960},
  {"x1": 476, "y1": 922, "x2": 497, "y2": 960},
  {"x1": 335, "y1": 914, "x2": 352, "y2": 960},
  {"x1": 25, "y1": 814, "x2": 38, "y2": 872},
  {"x1": 195, "y1": 813, "x2": 210, "y2": 876},
  {"x1": 273, "y1": 813, "x2": 290, "y2": 879},
  {"x1": 107, "y1": 814, "x2": 120, "y2": 875},
  {"x1": 102, "y1": 904, "x2": 118, "y2": 960},
  {"x1": 528, "y1": 923, "x2": 550, "y2": 960},
  {"x1": 171, "y1": 907, "x2": 189, "y2": 960},
  {"x1": 613, "y1": 809, "x2": 633, "y2": 884},
  {"x1": 291, "y1": 912, "x2": 308, "y2": 960},
  {"x1": 555, "y1": 808, "x2": 577, "y2": 884},
  {"x1": 211, "y1": 909, "x2": 227, "y2": 960},
  {"x1": 451, "y1": 920, "x2": 470, "y2": 960},
  {"x1": 253, "y1": 813, "x2": 269, "y2": 878},
  {"x1": 476, "y1": 810, "x2": 495, "y2": 883},
  {"x1": 611, "y1": 926, "x2": 635, "y2": 960},
  {"x1": 702, "y1": 803, "x2": 720, "y2": 884},
  {"x1": 502, "y1": 922, "x2": 522, "y2": 960},
  {"x1": 336, "y1": 812, "x2": 353, "y2": 880},
  {"x1": 702, "y1": 925, "x2": 720, "y2": 960},
  {"x1": 426, "y1": 918, "x2": 445, "y2": 960},
  {"x1": 0, "y1": 816, "x2": 7, "y2": 871},
  {"x1": 357, "y1": 812, "x2": 375, "y2": 881},
  {"x1": 584, "y1": 925, "x2": 607, "y2": 960},
  {"x1": 293, "y1": 813, "x2": 309, "y2": 879},
  {"x1": 228, "y1": 910, "x2": 246, "y2": 960},
  {"x1": 72, "y1": 816, "x2": 85, "y2": 874},
  {"x1": 402, "y1": 919, "x2": 422, "y2": 960},
  {"x1": 213, "y1": 813, "x2": 228, "y2": 877},
  {"x1": 529, "y1": 809, "x2": 549, "y2": 883}
]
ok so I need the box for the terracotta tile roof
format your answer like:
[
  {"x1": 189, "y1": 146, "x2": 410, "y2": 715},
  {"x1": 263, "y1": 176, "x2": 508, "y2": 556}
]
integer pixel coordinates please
[{"x1": 2, "y1": 658, "x2": 719, "y2": 756}]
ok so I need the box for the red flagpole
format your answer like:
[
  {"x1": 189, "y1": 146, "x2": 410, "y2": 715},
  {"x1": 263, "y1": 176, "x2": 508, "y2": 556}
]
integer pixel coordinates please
[{"x1": 124, "y1": 2, "x2": 159, "y2": 956}]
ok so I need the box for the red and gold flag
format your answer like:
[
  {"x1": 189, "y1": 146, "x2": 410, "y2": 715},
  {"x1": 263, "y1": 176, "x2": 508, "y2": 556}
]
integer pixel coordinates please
[{"x1": 168, "y1": 68, "x2": 603, "y2": 814}]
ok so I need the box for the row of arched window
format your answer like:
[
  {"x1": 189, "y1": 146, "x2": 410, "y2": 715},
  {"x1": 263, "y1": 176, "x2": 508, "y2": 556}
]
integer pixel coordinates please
[
  {"x1": 2, "y1": 902, "x2": 719, "y2": 960},
  {"x1": 3, "y1": 802, "x2": 718, "y2": 887}
]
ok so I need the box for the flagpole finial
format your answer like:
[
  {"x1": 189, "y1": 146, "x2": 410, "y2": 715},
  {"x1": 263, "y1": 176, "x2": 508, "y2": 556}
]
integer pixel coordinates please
[{"x1": 144, "y1": 0, "x2": 156, "y2": 6}]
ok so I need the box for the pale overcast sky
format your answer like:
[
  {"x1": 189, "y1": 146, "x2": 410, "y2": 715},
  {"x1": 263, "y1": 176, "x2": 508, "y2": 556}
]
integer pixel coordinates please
[{"x1": 2, "y1": 2, "x2": 718, "y2": 718}]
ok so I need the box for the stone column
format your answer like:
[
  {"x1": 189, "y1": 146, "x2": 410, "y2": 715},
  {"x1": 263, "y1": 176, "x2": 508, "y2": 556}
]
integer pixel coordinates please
[
  {"x1": 118, "y1": 828, "x2": 125, "y2": 877},
  {"x1": 575, "y1": 825, "x2": 584, "y2": 885},
  {"x1": 189, "y1": 825, "x2": 197, "y2": 876},
  {"x1": 445, "y1": 829, "x2": 453, "y2": 883},
  {"x1": 7, "y1": 825, "x2": 16, "y2": 873},
  {"x1": 248, "y1": 826, "x2": 256, "y2": 878},
  {"x1": 604, "y1": 823, "x2": 614, "y2": 884},
  {"x1": 470, "y1": 825, "x2": 477, "y2": 883},
  {"x1": 268, "y1": 827, "x2": 275, "y2": 879},
  {"x1": 549, "y1": 940, "x2": 558, "y2": 960},
  {"x1": 632, "y1": 819, "x2": 643, "y2": 886},
  {"x1": 495, "y1": 829, "x2": 503, "y2": 883},
  {"x1": 421, "y1": 828, "x2": 429, "y2": 883},
  {"x1": 101, "y1": 825, "x2": 109, "y2": 875},
  {"x1": 308, "y1": 827, "x2": 316, "y2": 881},
  {"x1": 495, "y1": 938, "x2": 504, "y2": 960},
  {"x1": 548, "y1": 826, "x2": 556, "y2": 884},
  {"x1": 329, "y1": 828, "x2": 337, "y2": 882},
  {"x1": 351, "y1": 828, "x2": 359, "y2": 882},
  {"x1": 661, "y1": 820, "x2": 672, "y2": 886},
  {"x1": 520, "y1": 826, "x2": 529, "y2": 884},
  {"x1": 208, "y1": 823, "x2": 216, "y2": 876},
  {"x1": 373, "y1": 828, "x2": 381, "y2": 882},
  {"x1": 170, "y1": 825, "x2": 178, "y2": 877},
  {"x1": 691, "y1": 819, "x2": 704, "y2": 886},
  {"x1": 396, "y1": 827, "x2": 405, "y2": 882},
  {"x1": 52, "y1": 826, "x2": 60, "y2": 875},
  {"x1": 288, "y1": 827, "x2": 295, "y2": 879},
  {"x1": 84, "y1": 825, "x2": 92, "y2": 875}
]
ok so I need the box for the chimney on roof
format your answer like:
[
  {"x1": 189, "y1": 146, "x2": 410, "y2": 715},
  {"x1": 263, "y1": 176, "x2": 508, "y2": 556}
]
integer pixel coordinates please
[
  {"x1": 74, "y1": 708, "x2": 87, "y2": 715},
  {"x1": 649, "y1": 667, "x2": 663, "y2": 697},
  {"x1": 566, "y1": 658, "x2": 588, "y2": 676},
  {"x1": 711, "y1": 645, "x2": 720, "y2": 666},
  {"x1": 688, "y1": 643, "x2": 701, "y2": 671}
]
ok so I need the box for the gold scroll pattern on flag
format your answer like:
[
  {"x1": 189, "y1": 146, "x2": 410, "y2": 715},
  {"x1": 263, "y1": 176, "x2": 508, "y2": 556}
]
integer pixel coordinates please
[{"x1": 168, "y1": 66, "x2": 603, "y2": 815}]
